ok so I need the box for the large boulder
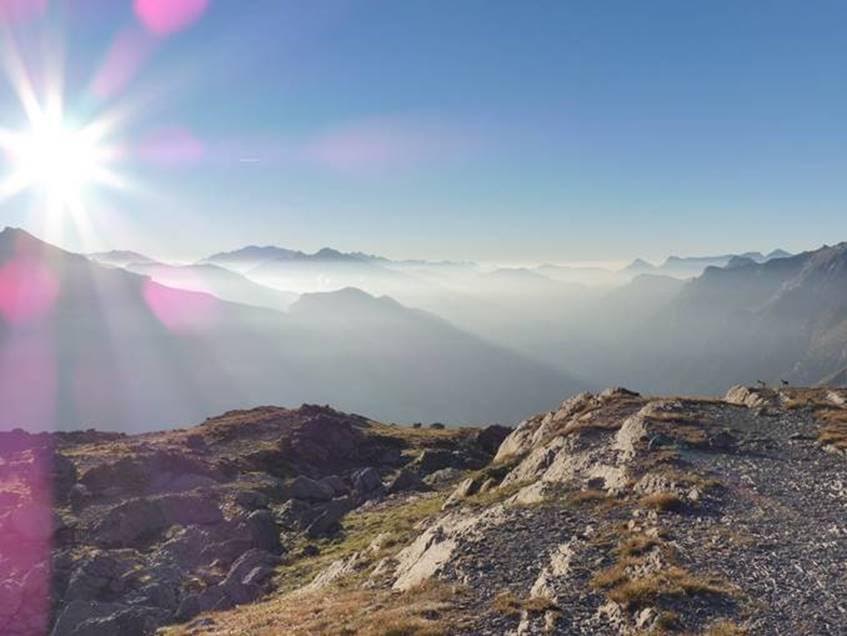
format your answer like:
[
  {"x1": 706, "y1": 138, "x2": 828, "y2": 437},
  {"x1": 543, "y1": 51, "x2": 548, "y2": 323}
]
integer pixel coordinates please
[
  {"x1": 79, "y1": 459, "x2": 149, "y2": 497},
  {"x1": 318, "y1": 475, "x2": 348, "y2": 496},
  {"x1": 199, "y1": 538, "x2": 255, "y2": 568},
  {"x1": 724, "y1": 385, "x2": 779, "y2": 408},
  {"x1": 234, "y1": 489, "x2": 269, "y2": 511},
  {"x1": 386, "y1": 468, "x2": 429, "y2": 495},
  {"x1": 176, "y1": 550, "x2": 281, "y2": 622},
  {"x1": 409, "y1": 449, "x2": 462, "y2": 476},
  {"x1": 474, "y1": 425, "x2": 512, "y2": 455},
  {"x1": 352, "y1": 467, "x2": 382, "y2": 493},
  {"x1": 244, "y1": 509, "x2": 281, "y2": 553},
  {"x1": 94, "y1": 493, "x2": 223, "y2": 549},
  {"x1": 92, "y1": 499, "x2": 166, "y2": 548},
  {"x1": 274, "y1": 498, "x2": 321, "y2": 531},
  {"x1": 222, "y1": 549, "x2": 281, "y2": 589},
  {"x1": 65, "y1": 553, "x2": 135, "y2": 602},
  {"x1": 51, "y1": 600, "x2": 170, "y2": 636},
  {"x1": 157, "y1": 494, "x2": 223, "y2": 527},
  {"x1": 306, "y1": 497, "x2": 354, "y2": 538},
  {"x1": 286, "y1": 476, "x2": 334, "y2": 502},
  {"x1": 157, "y1": 526, "x2": 213, "y2": 569},
  {"x1": 281, "y1": 411, "x2": 364, "y2": 470}
]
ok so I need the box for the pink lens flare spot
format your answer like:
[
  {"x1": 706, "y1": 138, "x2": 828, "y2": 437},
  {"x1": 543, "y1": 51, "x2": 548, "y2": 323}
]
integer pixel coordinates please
[
  {"x1": 91, "y1": 27, "x2": 158, "y2": 101},
  {"x1": 0, "y1": 335, "x2": 57, "y2": 430},
  {"x1": 142, "y1": 279, "x2": 219, "y2": 332},
  {"x1": 309, "y1": 127, "x2": 402, "y2": 171},
  {"x1": 0, "y1": 0, "x2": 47, "y2": 24},
  {"x1": 0, "y1": 435, "x2": 54, "y2": 632},
  {"x1": 137, "y1": 127, "x2": 206, "y2": 165},
  {"x1": 134, "y1": 0, "x2": 209, "y2": 36},
  {"x1": 0, "y1": 258, "x2": 59, "y2": 325},
  {"x1": 307, "y1": 119, "x2": 470, "y2": 175}
]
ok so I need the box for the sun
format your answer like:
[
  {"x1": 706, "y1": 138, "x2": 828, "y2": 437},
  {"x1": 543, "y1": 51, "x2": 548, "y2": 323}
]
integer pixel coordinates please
[{"x1": 7, "y1": 113, "x2": 107, "y2": 206}]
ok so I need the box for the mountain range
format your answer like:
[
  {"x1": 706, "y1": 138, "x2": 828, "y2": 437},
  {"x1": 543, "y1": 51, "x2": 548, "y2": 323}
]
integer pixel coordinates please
[
  {"x1": 5, "y1": 227, "x2": 846, "y2": 431},
  {"x1": 620, "y1": 248, "x2": 792, "y2": 279},
  {"x1": 579, "y1": 243, "x2": 847, "y2": 393},
  {"x1": 0, "y1": 227, "x2": 578, "y2": 431}
]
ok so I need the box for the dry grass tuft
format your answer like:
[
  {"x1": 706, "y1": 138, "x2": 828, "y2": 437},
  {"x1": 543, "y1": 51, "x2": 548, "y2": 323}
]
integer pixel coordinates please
[
  {"x1": 816, "y1": 408, "x2": 847, "y2": 450},
  {"x1": 491, "y1": 591, "x2": 523, "y2": 616},
  {"x1": 491, "y1": 591, "x2": 559, "y2": 617},
  {"x1": 568, "y1": 489, "x2": 609, "y2": 505},
  {"x1": 705, "y1": 619, "x2": 748, "y2": 635},
  {"x1": 165, "y1": 581, "x2": 467, "y2": 635},
  {"x1": 639, "y1": 491, "x2": 685, "y2": 512},
  {"x1": 617, "y1": 533, "x2": 659, "y2": 558},
  {"x1": 594, "y1": 563, "x2": 733, "y2": 610},
  {"x1": 591, "y1": 528, "x2": 736, "y2": 615}
]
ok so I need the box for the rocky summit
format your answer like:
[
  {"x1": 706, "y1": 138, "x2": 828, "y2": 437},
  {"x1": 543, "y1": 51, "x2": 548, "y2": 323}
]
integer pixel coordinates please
[{"x1": 1, "y1": 388, "x2": 846, "y2": 635}]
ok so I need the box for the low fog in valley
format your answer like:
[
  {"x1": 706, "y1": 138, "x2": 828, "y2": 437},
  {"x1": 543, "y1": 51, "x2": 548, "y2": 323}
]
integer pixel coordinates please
[{"x1": 5, "y1": 225, "x2": 843, "y2": 432}]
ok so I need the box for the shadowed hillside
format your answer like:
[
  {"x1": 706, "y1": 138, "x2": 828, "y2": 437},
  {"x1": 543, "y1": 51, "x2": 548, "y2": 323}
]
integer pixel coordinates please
[{"x1": 0, "y1": 228, "x2": 582, "y2": 431}]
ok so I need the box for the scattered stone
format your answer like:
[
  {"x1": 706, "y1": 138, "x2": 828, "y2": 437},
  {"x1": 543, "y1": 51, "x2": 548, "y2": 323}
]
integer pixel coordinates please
[{"x1": 386, "y1": 468, "x2": 429, "y2": 494}]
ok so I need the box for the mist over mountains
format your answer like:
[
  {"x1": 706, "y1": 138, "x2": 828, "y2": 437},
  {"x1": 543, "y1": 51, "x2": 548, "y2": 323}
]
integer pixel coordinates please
[
  {"x1": 3, "y1": 226, "x2": 845, "y2": 432},
  {"x1": 0, "y1": 228, "x2": 576, "y2": 431}
]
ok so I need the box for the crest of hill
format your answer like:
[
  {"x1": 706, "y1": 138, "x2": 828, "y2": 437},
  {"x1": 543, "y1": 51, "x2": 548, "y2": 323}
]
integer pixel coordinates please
[{"x1": 121, "y1": 385, "x2": 847, "y2": 635}]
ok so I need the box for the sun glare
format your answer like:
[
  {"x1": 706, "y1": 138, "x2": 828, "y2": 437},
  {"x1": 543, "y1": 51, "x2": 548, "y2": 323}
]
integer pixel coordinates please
[
  {"x1": 9, "y1": 115, "x2": 104, "y2": 203},
  {"x1": 0, "y1": 39, "x2": 126, "y2": 234}
]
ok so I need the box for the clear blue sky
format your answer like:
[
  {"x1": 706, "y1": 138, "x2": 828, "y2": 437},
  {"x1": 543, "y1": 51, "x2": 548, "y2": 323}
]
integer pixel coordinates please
[{"x1": 1, "y1": 0, "x2": 846, "y2": 263}]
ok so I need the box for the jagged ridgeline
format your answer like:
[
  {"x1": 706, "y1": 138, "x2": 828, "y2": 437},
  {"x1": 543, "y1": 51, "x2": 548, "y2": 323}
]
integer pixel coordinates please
[{"x1": 1, "y1": 386, "x2": 845, "y2": 634}]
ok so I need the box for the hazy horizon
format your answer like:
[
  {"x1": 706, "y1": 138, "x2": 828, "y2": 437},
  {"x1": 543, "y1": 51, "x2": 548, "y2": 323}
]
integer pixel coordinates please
[
  {"x1": 2, "y1": 2, "x2": 847, "y2": 263},
  {"x1": 1, "y1": 224, "x2": 815, "y2": 272}
]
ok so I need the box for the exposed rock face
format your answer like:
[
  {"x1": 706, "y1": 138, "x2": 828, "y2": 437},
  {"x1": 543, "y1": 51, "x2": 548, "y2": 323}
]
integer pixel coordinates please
[
  {"x1": 724, "y1": 384, "x2": 780, "y2": 408},
  {"x1": 5, "y1": 387, "x2": 845, "y2": 635},
  {"x1": 474, "y1": 424, "x2": 512, "y2": 455},
  {"x1": 0, "y1": 405, "x2": 496, "y2": 635},
  {"x1": 351, "y1": 466, "x2": 384, "y2": 502},
  {"x1": 384, "y1": 387, "x2": 847, "y2": 635},
  {"x1": 305, "y1": 496, "x2": 354, "y2": 538}
]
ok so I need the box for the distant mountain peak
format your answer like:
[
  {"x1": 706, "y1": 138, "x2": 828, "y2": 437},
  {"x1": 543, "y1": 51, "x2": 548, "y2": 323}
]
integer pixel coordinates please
[
  {"x1": 725, "y1": 255, "x2": 757, "y2": 269},
  {"x1": 766, "y1": 248, "x2": 792, "y2": 260},
  {"x1": 206, "y1": 245, "x2": 304, "y2": 261},
  {"x1": 622, "y1": 258, "x2": 656, "y2": 272},
  {"x1": 89, "y1": 250, "x2": 156, "y2": 267},
  {"x1": 310, "y1": 247, "x2": 362, "y2": 262}
]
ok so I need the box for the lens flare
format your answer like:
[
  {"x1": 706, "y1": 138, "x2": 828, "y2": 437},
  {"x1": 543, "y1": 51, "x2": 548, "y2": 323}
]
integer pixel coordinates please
[{"x1": 7, "y1": 115, "x2": 104, "y2": 201}]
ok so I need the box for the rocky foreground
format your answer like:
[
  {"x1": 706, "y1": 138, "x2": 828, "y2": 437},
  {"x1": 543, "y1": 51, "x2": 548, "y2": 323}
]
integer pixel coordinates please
[{"x1": 1, "y1": 387, "x2": 846, "y2": 635}]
